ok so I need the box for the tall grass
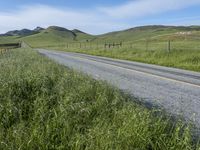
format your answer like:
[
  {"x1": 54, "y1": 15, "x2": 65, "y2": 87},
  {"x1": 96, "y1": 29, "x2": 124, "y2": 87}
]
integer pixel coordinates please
[
  {"x1": 0, "y1": 48, "x2": 199, "y2": 150},
  {"x1": 71, "y1": 48, "x2": 200, "y2": 72},
  {"x1": 53, "y1": 41, "x2": 200, "y2": 72}
]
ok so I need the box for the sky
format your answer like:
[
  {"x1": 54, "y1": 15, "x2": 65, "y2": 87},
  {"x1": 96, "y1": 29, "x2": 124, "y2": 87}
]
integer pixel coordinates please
[{"x1": 0, "y1": 0, "x2": 200, "y2": 34}]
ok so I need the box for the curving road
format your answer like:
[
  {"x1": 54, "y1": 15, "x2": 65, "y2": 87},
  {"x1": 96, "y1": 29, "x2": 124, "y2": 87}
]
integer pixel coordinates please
[{"x1": 38, "y1": 49, "x2": 200, "y2": 127}]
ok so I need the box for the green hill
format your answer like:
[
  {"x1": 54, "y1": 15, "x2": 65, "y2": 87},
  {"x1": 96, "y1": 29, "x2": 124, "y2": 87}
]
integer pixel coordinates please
[
  {"x1": 0, "y1": 26, "x2": 95, "y2": 47},
  {"x1": 0, "y1": 36, "x2": 19, "y2": 44},
  {"x1": 1, "y1": 25, "x2": 200, "y2": 47},
  {"x1": 96, "y1": 25, "x2": 200, "y2": 43},
  {"x1": 72, "y1": 29, "x2": 95, "y2": 42},
  {"x1": 21, "y1": 26, "x2": 95, "y2": 47},
  {"x1": 21, "y1": 26, "x2": 76, "y2": 47}
]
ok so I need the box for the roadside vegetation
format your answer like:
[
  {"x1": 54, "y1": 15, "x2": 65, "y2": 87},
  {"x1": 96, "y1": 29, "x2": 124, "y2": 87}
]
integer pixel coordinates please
[
  {"x1": 1, "y1": 25, "x2": 200, "y2": 71},
  {"x1": 57, "y1": 42, "x2": 200, "y2": 72},
  {"x1": 26, "y1": 26, "x2": 200, "y2": 72},
  {"x1": 0, "y1": 48, "x2": 199, "y2": 149}
]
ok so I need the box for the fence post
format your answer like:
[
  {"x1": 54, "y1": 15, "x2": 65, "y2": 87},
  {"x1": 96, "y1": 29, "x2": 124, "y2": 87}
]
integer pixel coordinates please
[
  {"x1": 120, "y1": 42, "x2": 122, "y2": 48},
  {"x1": 168, "y1": 40, "x2": 171, "y2": 52}
]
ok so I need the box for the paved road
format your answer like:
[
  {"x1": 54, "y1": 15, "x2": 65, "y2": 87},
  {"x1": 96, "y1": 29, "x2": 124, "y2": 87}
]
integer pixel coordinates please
[{"x1": 38, "y1": 49, "x2": 200, "y2": 126}]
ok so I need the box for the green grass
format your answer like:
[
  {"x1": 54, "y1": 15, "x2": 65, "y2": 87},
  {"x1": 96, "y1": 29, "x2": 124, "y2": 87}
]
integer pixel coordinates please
[
  {"x1": 16, "y1": 25, "x2": 200, "y2": 72},
  {"x1": 0, "y1": 25, "x2": 200, "y2": 72},
  {"x1": 0, "y1": 36, "x2": 19, "y2": 44},
  {"x1": 50, "y1": 40, "x2": 200, "y2": 72},
  {"x1": 21, "y1": 27, "x2": 95, "y2": 47},
  {"x1": 0, "y1": 48, "x2": 199, "y2": 149},
  {"x1": 95, "y1": 25, "x2": 200, "y2": 42}
]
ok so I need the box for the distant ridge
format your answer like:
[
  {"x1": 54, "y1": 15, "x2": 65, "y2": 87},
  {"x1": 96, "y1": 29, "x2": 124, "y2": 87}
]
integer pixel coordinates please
[
  {"x1": 47, "y1": 26, "x2": 73, "y2": 32},
  {"x1": 0, "y1": 29, "x2": 35, "y2": 36},
  {"x1": 0, "y1": 27, "x2": 44, "y2": 37},
  {"x1": 72, "y1": 29, "x2": 87, "y2": 34},
  {"x1": 33, "y1": 27, "x2": 45, "y2": 32}
]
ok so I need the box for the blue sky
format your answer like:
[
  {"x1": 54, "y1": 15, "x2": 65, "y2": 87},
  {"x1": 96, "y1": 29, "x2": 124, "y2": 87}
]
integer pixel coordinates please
[{"x1": 0, "y1": 0, "x2": 200, "y2": 34}]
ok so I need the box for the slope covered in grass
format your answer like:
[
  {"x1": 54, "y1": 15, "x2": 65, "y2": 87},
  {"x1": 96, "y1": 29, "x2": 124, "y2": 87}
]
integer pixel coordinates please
[
  {"x1": 96, "y1": 25, "x2": 200, "y2": 42},
  {"x1": 21, "y1": 26, "x2": 76, "y2": 47},
  {"x1": 0, "y1": 36, "x2": 19, "y2": 44},
  {"x1": 0, "y1": 48, "x2": 199, "y2": 149},
  {"x1": 21, "y1": 26, "x2": 95, "y2": 47},
  {"x1": 72, "y1": 29, "x2": 95, "y2": 42}
]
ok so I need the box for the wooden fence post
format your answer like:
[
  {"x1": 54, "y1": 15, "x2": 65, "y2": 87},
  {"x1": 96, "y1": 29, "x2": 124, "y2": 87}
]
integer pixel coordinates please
[{"x1": 168, "y1": 40, "x2": 171, "y2": 52}]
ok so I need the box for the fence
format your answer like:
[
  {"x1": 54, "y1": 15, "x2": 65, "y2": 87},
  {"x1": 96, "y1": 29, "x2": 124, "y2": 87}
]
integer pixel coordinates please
[
  {"x1": 0, "y1": 43, "x2": 21, "y2": 49},
  {"x1": 49, "y1": 40, "x2": 200, "y2": 52},
  {"x1": 0, "y1": 42, "x2": 22, "y2": 55}
]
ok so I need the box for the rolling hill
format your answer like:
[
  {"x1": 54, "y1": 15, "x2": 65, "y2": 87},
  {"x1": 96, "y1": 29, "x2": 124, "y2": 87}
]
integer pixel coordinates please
[
  {"x1": 95, "y1": 25, "x2": 200, "y2": 42},
  {"x1": 1, "y1": 25, "x2": 200, "y2": 47},
  {"x1": 0, "y1": 26, "x2": 45, "y2": 37},
  {"x1": 0, "y1": 26, "x2": 95, "y2": 46},
  {"x1": 21, "y1": 26, "x2": 77, "y2": 47}
]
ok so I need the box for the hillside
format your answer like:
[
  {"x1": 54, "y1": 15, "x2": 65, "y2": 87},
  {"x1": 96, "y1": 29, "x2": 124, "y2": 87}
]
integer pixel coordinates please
[
  {"x1": 21, "y1": 26, "x2": 76, "y2": 47},
  {"x1": 72, "y1": 29, "x2": 95, "y2": 42},
  {"x1": 0, "y1": 36, "x2": 19, "y2": 44},
  {"x1": 21, "y1": 26, "x2": 95, "y2": 47},
  {"x1": 96, "y1": 25, "x2": 200, "y2": 42},
  {"x1": 0, "y1": 26, "x2": 95, "y2": 46}
]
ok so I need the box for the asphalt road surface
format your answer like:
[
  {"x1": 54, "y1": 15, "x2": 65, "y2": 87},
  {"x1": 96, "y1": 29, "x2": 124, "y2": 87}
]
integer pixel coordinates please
[{"x1": 38, "y1": 49, "x2": 200, "y2": 127}]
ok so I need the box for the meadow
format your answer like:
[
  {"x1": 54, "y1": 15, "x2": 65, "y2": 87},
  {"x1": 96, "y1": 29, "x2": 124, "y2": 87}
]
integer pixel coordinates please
[
  {"x1": 2, "y1": 25, "x2": 200, "y2": 72},
  {"x1": 44, "y1": 39, "x2": 200, "y2": 72},
  {"x1": 0, "y1": 48, "x2": 199, "y2": 149}
]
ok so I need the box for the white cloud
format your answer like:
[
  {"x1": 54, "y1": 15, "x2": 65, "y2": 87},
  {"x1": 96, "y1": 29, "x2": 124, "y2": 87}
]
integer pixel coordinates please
[
  {"x1": 0, "y1": 1, "x2": 200, "y2": 34},
  {"x1": 0, "y1": 5, "x2": 130, "y2": 34},
  {"x1": 99, "y1": 0, "x2": 200, "y2": 18}
]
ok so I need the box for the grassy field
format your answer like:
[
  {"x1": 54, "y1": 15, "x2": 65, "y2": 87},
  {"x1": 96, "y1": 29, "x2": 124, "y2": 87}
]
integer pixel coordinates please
[
  {"x1": 49, "y1": 39, "x2": 200, "y2": 72},
  {"x1": 0, "y1": 25, "x2": 200, "y2": 71},
  {"x1": 0, "y1": 36, "x2": 19, "y2": 44},
  {"x1": 0, "y1": 48, "x2": 199, "y2": 149},
  {"x1": 25, "y1": 26, "x2": 200, "y2": 72}
]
